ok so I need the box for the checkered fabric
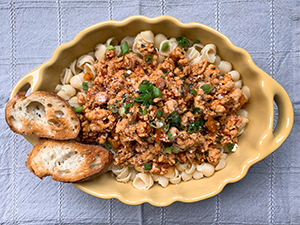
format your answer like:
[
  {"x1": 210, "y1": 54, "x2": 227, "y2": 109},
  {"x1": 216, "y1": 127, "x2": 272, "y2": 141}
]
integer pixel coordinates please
[{"x1": 0, "y1": 0, "x2": 299, "y2": 224}]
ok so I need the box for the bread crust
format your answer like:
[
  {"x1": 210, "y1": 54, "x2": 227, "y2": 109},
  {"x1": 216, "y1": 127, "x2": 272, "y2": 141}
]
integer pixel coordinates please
[
  {"x1": 26, "y1": 139, "x2": 114, "y2": 183},
  {"x1": 5, "y1": 91, "x2": 80, "y2": 140}
]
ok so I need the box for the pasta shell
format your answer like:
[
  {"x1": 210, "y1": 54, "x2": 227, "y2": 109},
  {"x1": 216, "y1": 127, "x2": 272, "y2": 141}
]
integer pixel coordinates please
[
  {"x1": 169, "y1": 168, "x2": 182, "y2": 184},
  {"x1": 237, "y1": 109, "x2": 248, "y2": 117},
  {"x1": 57, "y1": 85, "x2": 76, "y2": 100},
  {"x1": 114, "y1": 45, "x2": 122, "y2": 57},
  {"x1": 130, "y1": 169, "x2": 138, "y2": 181},
  {"x1": 218, "y1": 60, "x2": 232, "y2": 75},
  {"x1": 193, "y1": 43, "x2": 205, "y2": 52},
  {"x1": 83, "y1": 63, "x2": 96, "y2": 78},
  {"x1": 140, "y1": 30, "x2": 154, "y2": 43},
  {"x1": 190, "y1": 56, "x2": 203, "y2": 65},
  {"x1": 164, "y1": 167, "x2": 175, "y2": 179},
  {"x1": 186, "y1": 47, "x2": 200, "y2": 62},
  {"x1": 214, "y1": 55, "x2": 221, "y2": 67},
  {"x1": 77, "y1": 55, "x2": 95, "y2": 70},
  {"x1": 87, "y1": 51, "x2": 95, "y2": 59},
  {"x1": 54, "y1": 84, "x2": 62, "y2": 93},
  {"x1": 121, "y1": 36, "x2": 135, "y2": 48},
  {"x1": 234, "y1": 80, "x2": 242, "y2": 89},
  {"x1": 181, "y1": 171, "x2": 193, "y2": 182},
  {"x1": 157, "y1": 176, "x2": 169, "y2": 188},
  {"x1": 185, "y1": 163, "x2": 196, "y2": 175},
  {"x1": 95, "y1": 44, "x2": 107, "y2": 61},
  {"x1": 215, "y1": 158, "x2": 226, "y2": 171},
  {"x1": 201, "y1": 44, "x2": 217, "y2": 63},
  {"x1": 228, "y1": 70, "x2": 240, "y2": 81},
  {"x1": 60, "y1": 68, "x2": 73, "y2": 85},
  {"x1": 242, "y1": 86, "x2": 251, "y2": 100},
  {"x1": 159, "y1": 40, "x2": 173, "y2": 56},
  {"x1": 68, "y1": 96, "x2": 80, "y2": 107},
  {"x1": 154, "y1": 33, "x2": 167, "y2": 49},
  {"x1": 192, "y1": 171, "x2": 204, "y2": 180},
  {"x1": 169, "y1": 37, "x2": 179, "y2": 50},
  {"x1": 70, "y1": 59, "x2": 81, "y2": 75},
  {"x1": 106, "y1": 37, "x2": 118, "y2": 46},
  {"x1": 132, "y1": 173, "x2": 154, "y2": 190},
  {"x1": 70, "y1": 73, "x2": 84, "y2": 90},
  {"x1": 196, "y1": 163, "x2": 215, "y2": 177},
  {"x1": 176, "y1": 162, "x2": 189, "y2": 172}
]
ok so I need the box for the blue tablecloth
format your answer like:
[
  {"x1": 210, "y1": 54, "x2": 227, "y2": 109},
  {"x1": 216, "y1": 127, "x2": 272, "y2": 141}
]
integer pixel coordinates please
[{"x1": 1, "y1": 0, "x2": 299, "y2": 224}]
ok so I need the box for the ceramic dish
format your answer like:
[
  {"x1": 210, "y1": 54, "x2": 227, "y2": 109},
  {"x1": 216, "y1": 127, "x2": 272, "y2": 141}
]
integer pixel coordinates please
[{"x1": 10, "y1": 15, "x2": 294, "y2": 206}]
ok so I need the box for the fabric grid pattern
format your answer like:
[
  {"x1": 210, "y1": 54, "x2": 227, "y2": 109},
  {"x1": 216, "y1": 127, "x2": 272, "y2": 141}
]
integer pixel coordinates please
[{"x1": 0, "y1": 0, "x2": 299, "y2": 224}]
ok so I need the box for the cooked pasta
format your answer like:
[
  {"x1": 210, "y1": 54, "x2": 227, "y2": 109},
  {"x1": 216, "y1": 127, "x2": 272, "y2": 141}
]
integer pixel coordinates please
[
  {"x1": 57, "y1": 30, "x2": 250, "y2": 190},
  {"x1": 201, "y1": 44, "x2": 217, "y2": 63},
  {"x1": 132, "y1": 173, "x2": 154, "y2": 190}
]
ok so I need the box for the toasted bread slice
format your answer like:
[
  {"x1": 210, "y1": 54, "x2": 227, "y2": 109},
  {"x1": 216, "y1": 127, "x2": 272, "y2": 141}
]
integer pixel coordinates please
[
  {"x1": 26, "y1": 139, "x2": 114, "y2": 183},
  {"x1": 5, "y1": 91, "x2": 80, "y2": 140}
]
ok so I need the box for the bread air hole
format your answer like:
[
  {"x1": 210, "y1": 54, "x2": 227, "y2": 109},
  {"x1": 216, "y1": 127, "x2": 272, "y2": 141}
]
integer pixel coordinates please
[
  {"x1": 48, "y1": 119, "x2": 61, "y2": 128},
  {"x1": 54, "y1": 110, "x2": 65, "y2": 118},
  {"x1": 26, "y1": 101, "x2": 45, "y2": 118},
  {"x1": 90, "y1": 155, "x2": 102, "y2": 170},
  {"x1": 47, "y1": 103, "x2": 52, "y2": 107}
]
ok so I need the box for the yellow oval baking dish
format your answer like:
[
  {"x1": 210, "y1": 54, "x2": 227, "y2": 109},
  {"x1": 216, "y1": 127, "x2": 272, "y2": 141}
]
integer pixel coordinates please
[{"x1": 9, "y1": 15, "x2": 294, "y2": 207}]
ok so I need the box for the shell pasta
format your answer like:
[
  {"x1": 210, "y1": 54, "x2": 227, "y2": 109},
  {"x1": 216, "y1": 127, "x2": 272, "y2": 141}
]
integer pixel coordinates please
[{"x1": 56, "y1": 30, "x2": 250, "y2": 190}]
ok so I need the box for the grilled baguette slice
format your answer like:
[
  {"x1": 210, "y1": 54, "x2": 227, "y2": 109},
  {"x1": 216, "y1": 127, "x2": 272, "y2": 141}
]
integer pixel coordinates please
[
  {"x1": 26, "y1": 139, "x2": 114, "y2": 183},
  {"x1": 5, "y1": 91, "x2": 80, "y2": 140}
]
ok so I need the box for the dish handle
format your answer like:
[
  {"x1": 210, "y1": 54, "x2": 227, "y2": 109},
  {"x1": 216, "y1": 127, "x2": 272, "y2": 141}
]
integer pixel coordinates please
[
  {"x1": 266, "y1": 76, "x2": 294, "y2": 152},
  {"x1": 9, "y1": 65, "x2": 42, "y2": 99}
]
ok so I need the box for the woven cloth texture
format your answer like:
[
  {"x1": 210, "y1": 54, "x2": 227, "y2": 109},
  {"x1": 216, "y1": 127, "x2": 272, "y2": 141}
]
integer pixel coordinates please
[{"x1": 0, "y1": 0, "x2": 299, "y2": 224}]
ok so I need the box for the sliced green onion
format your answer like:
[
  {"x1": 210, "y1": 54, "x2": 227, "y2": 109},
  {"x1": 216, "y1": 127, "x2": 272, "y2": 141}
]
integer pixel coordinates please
[
  {"x1": 178, "y1": 64, "x2": 183, "y2": 70},
  {"x1": 161, "y1": 43, "x2": 169, "y2": 51},
  {"x1": 139, "y1": 83, "x2": 148, "y2": 92},
  {"x1": 156, "y1": 110, "x2": 163, "y2": 117},
  {"x1": 182, "y1": 109, "x2": 189, "y2": 114},
  {"x1": 191, "y1": 89, "x2": 197, "y2": 97},
  {"x1": 119, "y1": 104, "x2": 126, "y2": 116},
  {"x1": 167, "y1": 131, "x2": 173, "y2": 141},
  {"x1": 193, "y1": 39, "x2": 201, "y2": 44},
  {"x1": 199, "y1": 117, "x2": 205, "y2": 126},
  {"x1": 162, "y1": 70, "x2": 168, "y2": 74},
  {"x1": 193, "y1": 107, "x2": 201, "y2": 114},
  {"x1": 204, "y1": 151, "x2": 209, "y2": 157},
  {"x1": 163, "y1": 122, "x2": 170, "y2": 133},
  {"x1": 108, "y1": 104, "x2": 118, "y2": 113},
  {"x1": 144, "y1": 163, "x2": 151, "y2": 170},
  {"x1": 201, "y1": 84, "x2": 214, "y2": 94},
  {"x1": 82, "y1": 82, "x2": 88, "y2": 91},
  {"x1": 193, "y1": 121, "x2": 201, "y2": 130},
  {"x1": 134, "y1": 93, "x2": 146, "y2": 103},
  {"x1": 149, "y1": 120, "x2": 164, "y2": 129},
  {"x1": 187, "y1": 124, "x2": 197, "y2": 134},
  {"x1": 166, "y1": 111, "x2": 181, "y2": 128},
  {"x1": 106, "y1": 45, "x2": 115, "y2": 50},
  {"x1": 141, "y1": 44, "x2": 146, "y2": 48},
  {"x1": 227, "y1": 143, "x2": 234, "y2": 151},
  {"x1": 104, "y1": 140, "x2": 112, "y2": 150},
  {"x1": 164, "y1": 147, "x2": 172, "y2": 154},
  {"x1": 217, "y1": 134, "x2": 223, "y2": 140},
  {"x1": 145, "y1": 55, "x2": 153, "y2": 64},
  {"x1": 142, "y1": 106, "x2": 148, "y2": 115},
  {"x1": 73, "y1": 106, "x2": 83, "y2": 113},
  {"x1": 121, "y1": 41, "x2": 130, "y2": 56},
  {"x1": 171, "y1": 146, "x2": 181, "y2": 154},
  {"x1": 153, "y1": 86, "x2": 162, "y2": 98},
  {"x1": 176, "y1": 36, "x2": 190, "y2": 48}
]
